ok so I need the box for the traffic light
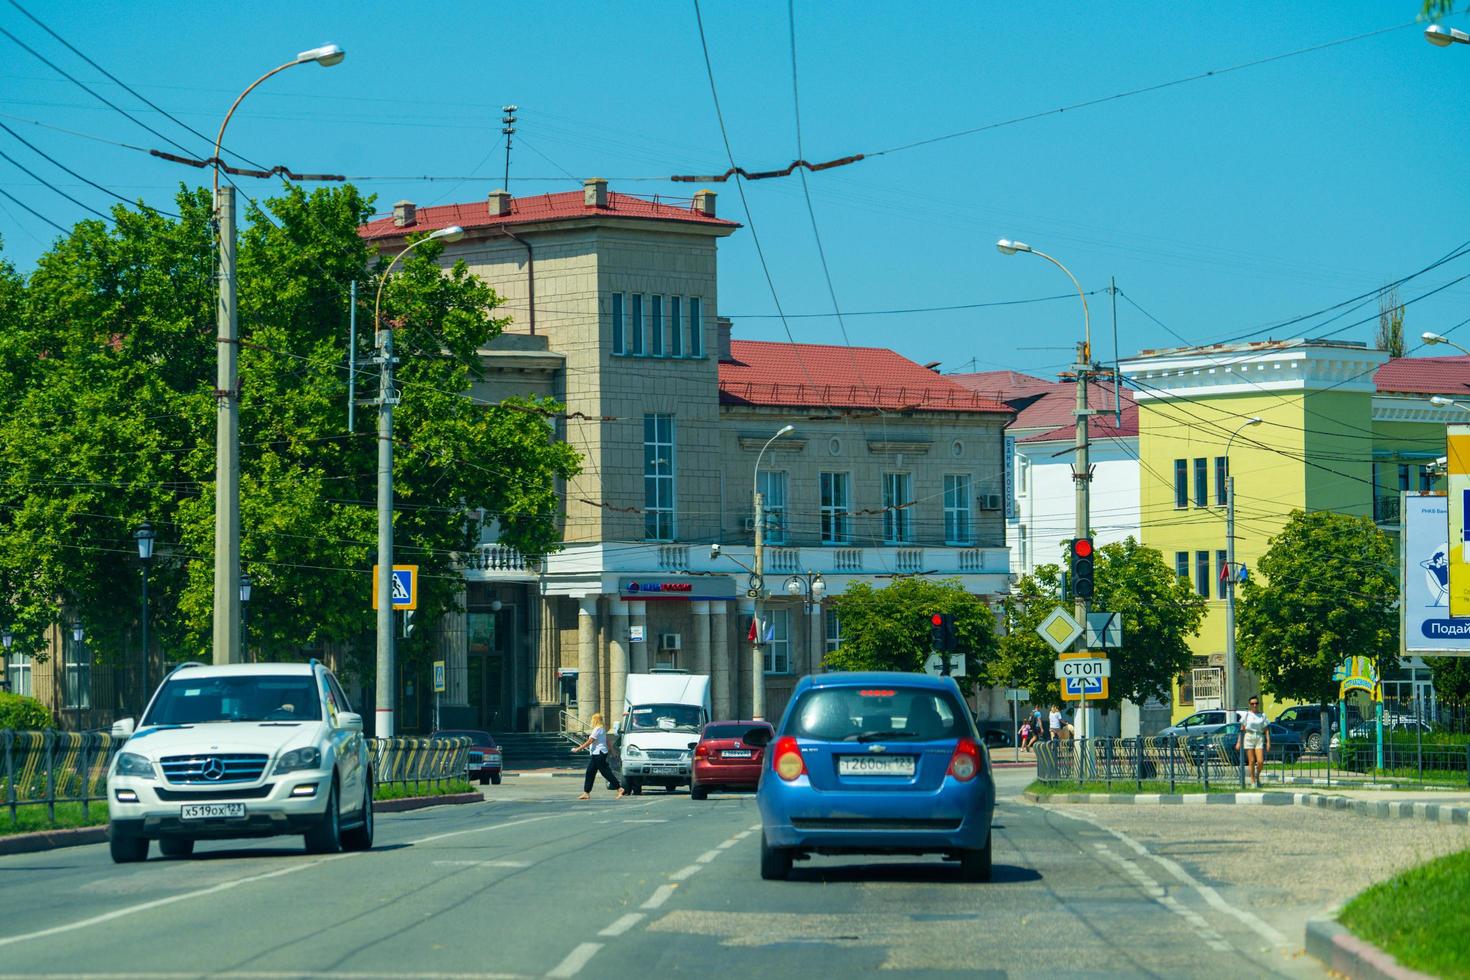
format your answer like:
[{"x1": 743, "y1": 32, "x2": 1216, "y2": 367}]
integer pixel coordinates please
[
  {"x1": 402, "y1": 609, "x2": 415, "y2": 638},
  {"x1": 1070, "y1": 537, "x2": 1095, "y2": 599},
  {"x1": 928, "y1": 612, "x2": 956, "y2": 651}
]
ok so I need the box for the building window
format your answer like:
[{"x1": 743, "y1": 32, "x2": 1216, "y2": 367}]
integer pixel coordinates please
[
  {"x1": 688, "y1": 297, "x2": 703, "y2": 357},
  {"x1": 1174, "y1": 459, "x2": 1188, "y2": 509},
  {"x1": 1177, "y1": 655, "x2": 1211, "y2": 706},
  {"x1": 1398, "y1": 464, "x2": 1411, "y2": 491},
  {"x1": 6, "y1": 653, "x2": 32, "y2": 697},
  {"x1": 668, "y1": 296, "x2": 683, "y2": 357},
  {"x1": 764, "y1": 608, "x2": 791, "y2": 674},
  {"x1": 1194, "y1": 457, "x2": 1208, "y2": 508},
  {"x1": 1018, "y1": 524, "x2": 1028, "y2": 570},
  {"x1": 824, "y1": 609, "x2": 843, "y2": 657},
  {"x1": 649, "y1": 295, "x2": 664, "y2": 357},
  {"x1": 882, "y1": 472, "x2": 913, "y2": 544},
  {"x1": 944, "y1": 474, "x2": 973, "y2": 545},
  {"x1": 630, "y1": 294, "x2": 645, "y2": 356},
  {"x1": 611, "y1": 293, "x2": 625, "y2": 356},
  {"x1": 757, "y1": 470, "x2": 787, "y2": 544},
  {"x1": 64, "y1": 634, "x2": 90, "y2": 710},
  {"x1": 1215, "y1": 457, "x2": 1228, "y2": 506},
  {"x1": 643, "y1": 414, "x2": 675, "y2": 540},
  {"x1": 1195, "y1": 550, "x2": 1210, "y2": 598},
  {"x1": 1216, "y1": 549, "x2": 1229, "y2": 599},
  {"x1": 820, "y1": 472, "x2": 851, "y2": 544},
  {"x1": 1175, "y1": 551, "x2": 1190, "y2": 582}
]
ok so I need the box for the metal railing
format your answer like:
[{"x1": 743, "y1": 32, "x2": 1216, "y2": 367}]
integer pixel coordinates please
[
  {"x1": 371, "y1": 736, "x2": 471, "y2": 793},
  {"x1": 3, "y1": 730, "x2": 118, "y2": 828},
  {"x1": 558, "y1": 709, "x2": 588, "y2": 744}
]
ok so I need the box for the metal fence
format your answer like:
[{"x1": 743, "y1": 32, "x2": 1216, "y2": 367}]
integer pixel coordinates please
[
  {"x1": 2, "y1": 730, "x2": 118, "y2": 828},
  {"x1": 371, "y1": 735, "x2": 471, "y2": 791}
]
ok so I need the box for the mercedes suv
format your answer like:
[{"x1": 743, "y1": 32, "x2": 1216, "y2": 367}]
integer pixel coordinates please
[{"x1": 106, "y1": 661, "x2": 374, "y2": 863}]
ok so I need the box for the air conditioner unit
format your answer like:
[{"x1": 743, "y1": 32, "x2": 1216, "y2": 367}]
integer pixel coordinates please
[
  {"x1": 742, "y1": 517, "x2": 757, "y2": 532},
  {"x1": 979, "y1": 493, "x2": 1004, "y2": 511},
  {"x1": 659, "y1": 633, "x2": 682, "y2": 651}
]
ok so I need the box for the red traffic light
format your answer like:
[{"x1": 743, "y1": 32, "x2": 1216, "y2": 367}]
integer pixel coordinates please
[
  {"x1": 930, "y1": 613, "x2": 944, "y2": 626},
  {"x1": 1072, "y1": 537, "x2": 1094, "y2": 558}
]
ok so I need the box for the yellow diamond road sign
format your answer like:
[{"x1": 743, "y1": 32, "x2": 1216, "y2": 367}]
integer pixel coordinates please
[{"x1": 1037, "y1": 607, "x2": 1083, "y2": 654}]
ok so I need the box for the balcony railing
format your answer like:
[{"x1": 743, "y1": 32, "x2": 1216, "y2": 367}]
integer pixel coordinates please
[
  {"x1": 1374, "y1": 495, "x2": 1401, "y2": 526},
  {"x1": 461, "y1": 544, "x2": 534, "y2": 573}
]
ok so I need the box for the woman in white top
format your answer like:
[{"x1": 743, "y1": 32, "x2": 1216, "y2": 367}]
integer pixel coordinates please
[
  {"x1": 1234, "y1": 696, "x2": 1271, "y2": 787},
  {"x1": 573, "y1": 712, "x2": 626, "y2": 801}
]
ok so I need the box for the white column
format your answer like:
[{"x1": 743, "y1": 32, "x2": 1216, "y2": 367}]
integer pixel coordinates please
[
  {"x1": 738, "y1": 598, "x2": 755, "y2": 719},
  {"x1": 628, "y1": 600, "x2": 649, "y2": 675},
  {"x1": 577, "y1": 596, "x2": 599, "y2": 726},
  {"x1": 710, "y1": 600, "x2": 730, "y2": 721},
  {"x1": 691, "y1": 601, "x2": 712, "y2": 684},
  {"x1": 608, "y1": 599, "x2": 629, "y2": 725}
]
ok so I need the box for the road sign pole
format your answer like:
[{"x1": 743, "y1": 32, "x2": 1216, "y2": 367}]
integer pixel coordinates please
[
  {"x1": 1072, "y1": 340, "x2": 1093, "y2": 742},
  {"x1": 375, "y1": 314, "x2": 397, "y2": 737}
]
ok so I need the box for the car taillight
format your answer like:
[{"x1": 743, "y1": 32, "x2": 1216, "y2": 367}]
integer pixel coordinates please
[
  {"x1": 694, "y1": 743, "x2": 709, "y2": 759},
  {"x1": 772, "y1": 736, "x2": 805, "y2": 781},
  {"x1": 947, "y1": 738, "x2": 981, "y2": 782}
]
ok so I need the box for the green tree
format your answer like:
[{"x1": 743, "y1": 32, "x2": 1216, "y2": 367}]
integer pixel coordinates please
[
  {"x1": 0, "y1": 186, "x2": 579, "y2": 683},
  {"x1": 1377, "y1": 285, "x2": 1405, "y2": 358},
  {"x1": 1428, "y1": 657, "x2": 1470, "y2": 710},
  {"x1": 1236, "y1": 510, "x2": 1397, "y2": 737},
  {"x1": 992, "y1": 537, "x2": 1206, "y2": 711},
  {"x1": 824, "y1": 577, "x2": 998, "y2": 692}
]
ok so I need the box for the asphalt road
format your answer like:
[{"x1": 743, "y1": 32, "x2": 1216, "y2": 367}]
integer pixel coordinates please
[{"x1": 0, "y1": 771, "x2": 1328, "y2": 979}]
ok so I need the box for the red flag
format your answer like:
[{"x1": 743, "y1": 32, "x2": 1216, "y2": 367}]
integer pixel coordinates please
[{"x1": 747, "y1": 616, "x2": 758, "y2": 643}]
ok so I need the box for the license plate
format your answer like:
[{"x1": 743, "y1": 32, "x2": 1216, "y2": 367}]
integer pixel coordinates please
[
  {"x1": 180, "y1": 803, "x2": 246, "y2": 820},
  {"x1": 721, "y1": 750, "x2": 752, "y2": 759},
  {"x1": 838, "y1": 755, "x2": 916, "y2": 777}
]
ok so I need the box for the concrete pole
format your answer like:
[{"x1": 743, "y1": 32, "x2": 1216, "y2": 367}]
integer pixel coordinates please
[
  {"x1": 710, "y1": 601, "x2": 730, "y2": 720},
  {"x1": 577, "y1": 597, "x2": 599, "y2": 726},
  {"x1": 1225, "y1": 474, "x2": 1237, "y2": 715},
  {"x1": 1073, "y1": 341, "x2": 1092, "y2": 740},
  {"x1": 212, "y1": 185, "x2": 241, "y2": 665},
  {"x1": 374, "y1": 316, "x2": 397, "y2": 736},
  {"x1": 752, "y1": 490, "x2": 766, "y2": 720}
]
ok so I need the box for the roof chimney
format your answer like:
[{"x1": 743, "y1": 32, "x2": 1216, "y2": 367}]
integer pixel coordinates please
[
  {"x1": 488, "y1": 189, "x2": 512, "y2": 217},
  {"x1": 717, "y1": 316, "x2": 733, "y2": 361},
  {"x1": 693, "y1": 189, "x2": 716, "y2": 217},
  {"x1": 392, "y1": 200, "x2": 416, "y2": 227},
  {"x1": 583, "y1": 177, "x2": 608, "y2": 209}
]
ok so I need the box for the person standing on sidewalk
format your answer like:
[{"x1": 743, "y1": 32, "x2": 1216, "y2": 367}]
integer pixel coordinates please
[
  {"x1": 1048, "y1": 705, "x2": 1063, "y2": 741},
  {"x1": 1235, "y1": 697, "x2": 1271, "y2": 787},
  {"x1": 573, "y1": 712, "x2": 626, "y2": 801}
]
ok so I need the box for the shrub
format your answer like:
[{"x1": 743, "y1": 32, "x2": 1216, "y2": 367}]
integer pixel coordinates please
[{"x1": 0, "y1": 691, "x2": 51, "y2": 731}]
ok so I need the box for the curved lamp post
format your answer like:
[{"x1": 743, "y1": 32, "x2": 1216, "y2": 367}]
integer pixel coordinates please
[
  {"x1": 134, "y1": 522, "x2": 155, "y2": 706},
  {"x1": 1223, "y1": 417, "x2": 1263, "y2": 717},
  {"x1": 212, "y1": 44, "x2": 345, "y2": 666},
  {"x1": 1423, "y1": 331, "x2": 1470, "y2": 356},
  {"x1": 371, "y1": 224, "x2": 465, "y2": 737},
  {"x1": 750, "y1": 423, "x2": 795, "y2": 720}
]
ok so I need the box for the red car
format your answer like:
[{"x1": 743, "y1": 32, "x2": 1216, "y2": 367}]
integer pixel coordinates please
[
  {"x1": 691, "y1": 721, "x2": 774, "y2": 800},
  {"x1": 434, "y1": 729, "x2": 502, "y2": 786}
]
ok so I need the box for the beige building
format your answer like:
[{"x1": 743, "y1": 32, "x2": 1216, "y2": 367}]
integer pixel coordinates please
[{"x1": 360, "y1": 181, "x2": 1015, "y2": 732}]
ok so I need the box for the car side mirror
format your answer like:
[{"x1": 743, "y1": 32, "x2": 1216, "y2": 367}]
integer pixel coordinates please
[
  {"x1": 687, "y1": 741, "x2": 698, "y2": 750},
  {"x1": 744, "y1": 729, "x2": 773, "y2": 748},
  {"x1": 112, "y1": 717, "x2": 135, "y2": 739},
  {"x1": 338, "y1": 712, "x2": 363, "y2": 732}
]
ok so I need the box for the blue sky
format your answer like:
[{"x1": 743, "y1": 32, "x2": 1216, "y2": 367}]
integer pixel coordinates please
[{"x1": 1, "y1": 1, "x2": 1468, "y2": 378}]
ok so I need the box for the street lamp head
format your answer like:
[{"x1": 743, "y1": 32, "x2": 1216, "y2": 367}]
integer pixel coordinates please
[
  {"x1": 428, "y1": 225, "x2": 465, "y2": 243},
  {"x1": 1246, "y1": 417, "x2": 1263, "y2": 427},
  {"x1": 777, "y1": 424, "x2": 795, "y2": 437},
  {"x1": 239, "y1": 573, "x2": 252, "y2": 604},
  {"x1": 1423, "y1": 331, "x2": 1446, "y2": 345},
  {"x1": 1431, "y1": 395, "x2": 1454, "y2": 408},
  {"x1": 810, "y1": 573, "x2": 826, "y2": 597},
  {"x1": 297, "y1": 44, "x2": 346, "y2": 66},
  {"x1": 1426, "y1": 24, "x2": 1455, "y2": 47},
  {"x1": 134, "y1": 521, "x2": 155, "y2": 562},
  {"x1": 71, "y1": 623, "x2": 84, "y2": 644},
  {"x1": 996, "y1": 238, "x2": 1033, "y2": 255},
  {"x1": 785, "y1": 577, "x2": 803, "y2": 596},
  {"x1": 1, "y1": 629, "x2": 11, "y2": 650}
]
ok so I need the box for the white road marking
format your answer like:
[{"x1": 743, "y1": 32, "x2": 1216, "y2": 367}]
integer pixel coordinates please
[
  {"x1": 716, "y1": 839, "x2": 738, "y2": 850},
  {"x1": 545, "y1": 942, "x2": 603, "y2": 979},
  {"x1": 432, "y1": 860, "x2": 531, "y2": 868},
  {"x1": 747, "y1": 823, "x2": 761, "y2": 831},
  {"x1": 597, "y1": 913, "x2": 645, "y2": 937},
  {"x1": 0, "y1": 974, "x2": 529, "y2": 979},
  {"x1": 733, "y1": 830, "x2": 752, "y2": 840},
  {"x1": 695, "y1": 849, "x2": 722, "y2": 863},
  {"x1": 669, "y1": 864, "x2": 703, "y2": 881},
  {"x1": 641, "y1": 884, "x2": 678, "y2": 909},
  {"x1": 0, "y1": 853, "x2": 358, "y2": 949},
  {"x1": 622, "y1": 818, "x2": 667, "y2": 824}
]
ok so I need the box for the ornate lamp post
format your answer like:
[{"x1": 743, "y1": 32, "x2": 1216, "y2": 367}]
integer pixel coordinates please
[
  {"x1": 239, "y1": 573, "x2": 253, "y2": 661},
  {"x1": 134, "y1": 522, "x2": 155, "y2": 706}
]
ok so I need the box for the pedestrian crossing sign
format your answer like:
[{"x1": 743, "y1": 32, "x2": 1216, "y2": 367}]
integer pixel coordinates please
[{"x1": 371, "y1": 564, "x2": 418, "y2": 610}]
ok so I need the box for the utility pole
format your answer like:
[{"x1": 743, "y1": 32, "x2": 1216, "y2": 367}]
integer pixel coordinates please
[
  {"x1": 213, "y1": 185, "x2": 241, "y2": 665},
  {"x1": 1072, "y1": 339, "x2": 1093, "y2": 741},
  {"x1": 501, "y1": 105, "x2": 517, "y2": 192},
  {"x1": 1225, "y1": 472, "x2": 1237, "y2": 716},
  {"x1": 374, "y1": 304, "x2": 398, "y2": 737},
  {"x1": 752, "y1": 488, "x2": 765, "y2": 721}
]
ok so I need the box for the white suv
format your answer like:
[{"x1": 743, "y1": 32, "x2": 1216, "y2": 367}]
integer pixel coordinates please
[{"x1": 106, "y1": 661, "x2": 373, "y2": 863}]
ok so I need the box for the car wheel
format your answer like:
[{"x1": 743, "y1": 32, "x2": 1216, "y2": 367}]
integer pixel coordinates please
[
  {"x1": 1306, "y1": 732, "x2": 1322, "y2": 753},
  {"x1": 158, "y1": 837, "x2": 194, "y2": 858},
  {"x1": 759, "y1": 832, "x2": 792, "y2": 881},
  {"x1": 479, "y1": 772, "x2": 490, "y2": 786},
  {"x1": 109, "y1": 827, "x2": 148, "y2": 864},
  {"x1": 630, "y1": 780, "x2": 643, "y2": 796},
  {"x1": 960, "y1": 832, "x2": 993, "y2": 883},
  {"x1": 691, "y1": 784, "x2": 708, "y2": 801},
  {"x1": 342, "y1": 777, "x2": 375, "y2": 852},
  {"x1": 304, "y1": 780, "x2": 343, "y2": 854},
  {"x1": 490, "y1": 773, "x2": 501, "y2": 785}
]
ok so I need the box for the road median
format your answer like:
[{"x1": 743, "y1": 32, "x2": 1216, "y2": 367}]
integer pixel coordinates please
[{"x1": 1023, "y1": 784, "x2": 1470, "y2": 826}]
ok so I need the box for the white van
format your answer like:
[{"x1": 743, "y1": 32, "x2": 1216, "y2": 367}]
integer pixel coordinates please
[{"x1": 615, "y1": 673, "x2": 711, "y2": 795}]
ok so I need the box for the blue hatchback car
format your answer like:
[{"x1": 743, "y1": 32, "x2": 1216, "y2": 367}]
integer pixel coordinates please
[{"x1": 755, "y1": 671, "x2": 995, "y2": 881}]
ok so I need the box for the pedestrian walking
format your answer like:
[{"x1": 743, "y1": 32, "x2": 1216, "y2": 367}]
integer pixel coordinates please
[
  {"x1": 573, "y1": 712, "x2": 626, "y2": 801},
  {"x1": 1235, "y1": 696, "x2": 1271, "y2": 787},
  {"x1": 1048, "y1": 705, "x2": 1063, "y2": 741}
]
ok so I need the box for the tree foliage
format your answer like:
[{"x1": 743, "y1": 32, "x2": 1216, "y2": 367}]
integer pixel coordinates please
[
  {"x1": 1236, "y1": 510, "x2": 1397, "y2": 706},
  {"x1": 1429, "y1": 657, "x2": 1470, "y2": 710},
  {"x1": 1377, "y1": 285, "x2": 1405, "y2": 358},
  {"x1": 992, "y1": 537, "x2": 1206, "y2": 711},
  {"x1": 0, "y1": 187, "x2": 579, "y2": 681},
  {"x1": 824, "y1": 577, "x2": 998, "y2": 693}
]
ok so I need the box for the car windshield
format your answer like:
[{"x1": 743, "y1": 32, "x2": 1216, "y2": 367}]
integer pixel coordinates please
[
  {"x1": 627, "y1": 704, "x2": 703, "y2": 732},
  {"x1": 703, "y1": 723, "x2": 768, "y2": 741},
  {"x1": 786, "y1": 686, "x2": 967, "y2": 742},
  {"x1": 143, "y1": 674, "x2": 321, "y2": 725}
]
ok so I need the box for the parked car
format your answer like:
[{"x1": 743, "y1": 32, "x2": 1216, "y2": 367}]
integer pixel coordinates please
[
  {"x1": 434, "y1": 729, "x2": 502, "y2": 785},
  {"x1": 106, "y1": 661, "x2": 373, "y2": 863},
  {"x1": 1158, "y1": 709, "x2": 1233, "y2": 739},
  {"x1": 756, "y1": 672, "x2": 996, "y2": 882},
  {"x1": 1273, "y1": 704, "x2": 1352, "y2": 753},
  {"x1": 1329, "y1": 716, "x2": 1434, "y2": 751},
  {"x1": 690, "y1": 721, "x2": 774, "y2": 800},
  {"x1": 972, "y1": 720, "x2": 1014, "y2": 749},
  {"x1": 1192, "y1": 722, "x2": 1303, "y2": 765}
]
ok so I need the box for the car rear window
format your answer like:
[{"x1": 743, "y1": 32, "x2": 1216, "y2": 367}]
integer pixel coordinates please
[
  {"x1": 703, "y1": 723, "x2": 769, "y2": 740},
  {"x1": 785, "y1": 686, "x2": 968, "y2": 742}
]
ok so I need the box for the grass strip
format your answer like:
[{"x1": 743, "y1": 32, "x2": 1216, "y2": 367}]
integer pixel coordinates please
[
  {"x1": 1026, "y1": 779, "x2": 1237, "y2": 796},
  {"x1": 373, "y1": 778, "x2": 474, "y2": 801},
  {"x1": 1, "y1": 801, "x2": 109, "y2": 836},
  {"x1": 1339, "y1": 849, "x2": 1470, "y2": 980}
]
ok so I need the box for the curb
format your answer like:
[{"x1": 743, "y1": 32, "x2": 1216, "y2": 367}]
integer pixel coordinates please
[
  {"x1": 373, "y1": 791, "x2": 484, "y2": 813},
  {"x1": 1021, "y1": 790, "x2": 1470, "y2": 825},
  {"x1": 502, "y1": 770, "x2": 581, "y2": 778},
  {"x1": 1305, "y1": 916, "x2": 1434, "y2": 980},
  {"x1": 0, "y1": 825, "x2": 108, "y2": 856}
]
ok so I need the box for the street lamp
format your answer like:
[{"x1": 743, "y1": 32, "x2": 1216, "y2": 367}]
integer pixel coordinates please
[
  {"x1": 239, "y1": 573, "x2": 253, "y2": 661},
  {"x1": 750, "y1": 423, "x2": 796, "y2": 721},
  {"x1": 1223, "y1": 417, "x2": 1263, "y2": 718},
  {"x1": 1431, "y1": 395, "x2": 1470, "y2": 412},
  {"x1": 1423, "y1": 331, "x2": 1470, "y2": 357},
  {"x1": 212, "y1": 44, "x2": 345, "y2": 668},
  {"x1": 1426, "y1": 24, "x2": 1470, "y2": 46},
  {"x1": 134, "y1": 522, "x2": 155, "y2": 706},
  {"x1": 0, "y1": 628, "x2": 11, "y2": 693},
  {"x1": 784, "y1": 571, "x2": 826, "y2": 605},
  {"x1": 371, "y1": 223, "x2": 465, "y2": 738},
  {"x1": 69, "y1": 622, "x2": 84, "y2": 732}
]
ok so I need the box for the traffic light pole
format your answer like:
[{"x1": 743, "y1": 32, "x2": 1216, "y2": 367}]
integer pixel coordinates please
[{"x1": 1072, "y1": 341, "x2": 1093, "y2": 741}]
